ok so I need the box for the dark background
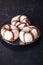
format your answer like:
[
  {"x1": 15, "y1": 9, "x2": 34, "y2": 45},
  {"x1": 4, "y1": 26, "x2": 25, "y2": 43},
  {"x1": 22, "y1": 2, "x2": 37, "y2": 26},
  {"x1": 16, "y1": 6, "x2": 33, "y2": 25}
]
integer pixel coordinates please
[{"x1": 0, "y1": 0, "x2": 43, "y2": 65}]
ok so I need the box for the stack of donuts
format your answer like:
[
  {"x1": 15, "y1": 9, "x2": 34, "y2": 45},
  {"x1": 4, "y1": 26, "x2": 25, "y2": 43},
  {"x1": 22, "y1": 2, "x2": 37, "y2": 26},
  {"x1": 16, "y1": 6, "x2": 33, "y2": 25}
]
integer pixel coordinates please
[{"x1": 1, "y1": 15, "x2": 40, "y2": 45}]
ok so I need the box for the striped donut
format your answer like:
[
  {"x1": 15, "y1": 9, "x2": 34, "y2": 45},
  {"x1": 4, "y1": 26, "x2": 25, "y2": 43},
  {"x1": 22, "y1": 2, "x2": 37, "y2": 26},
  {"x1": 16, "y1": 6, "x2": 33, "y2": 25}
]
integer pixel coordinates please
[
  {"x1": 1, "y1": 24, "x2": 19, "y2": 42},
  {"x1": 19, "y1": 25, "x2": 40, "y2": 45},
  {"x1": 11, "y1": 15, "x2": 31, "y2": 30}
]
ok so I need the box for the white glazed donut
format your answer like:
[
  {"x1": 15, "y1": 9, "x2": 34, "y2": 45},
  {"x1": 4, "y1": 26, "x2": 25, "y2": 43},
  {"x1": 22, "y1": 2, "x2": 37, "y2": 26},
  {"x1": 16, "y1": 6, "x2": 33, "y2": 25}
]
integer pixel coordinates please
[
  {"x1": 1, "y1": 24, "x2": 19, "y2": 42},
  {"x1": 11, "y1": 15, "x2": 31, "y2": 30},
  {"x1": 19, "y1": 25, "x2": 40, "y2": 45}
]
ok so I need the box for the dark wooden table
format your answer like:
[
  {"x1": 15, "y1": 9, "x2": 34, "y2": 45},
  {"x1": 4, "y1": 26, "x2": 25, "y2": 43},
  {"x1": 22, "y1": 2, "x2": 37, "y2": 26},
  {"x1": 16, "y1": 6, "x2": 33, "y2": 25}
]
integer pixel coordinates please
[{"x1": 0, "y1": 0, "x2": 43, "y2": 65}]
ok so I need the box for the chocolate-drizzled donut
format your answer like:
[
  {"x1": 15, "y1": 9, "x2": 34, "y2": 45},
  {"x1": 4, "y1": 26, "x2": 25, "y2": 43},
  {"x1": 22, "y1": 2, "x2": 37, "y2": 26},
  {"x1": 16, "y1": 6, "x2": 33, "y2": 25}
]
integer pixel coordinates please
[
  {"x1": 19, "y1": 25, "x2": 40, "y2": 45},
  {"x1": 1, "y1": 24, "x2": 19, "y2": 42},
  {"x1": 11, "y1": 15, "x2": 31, "y2": 30}
]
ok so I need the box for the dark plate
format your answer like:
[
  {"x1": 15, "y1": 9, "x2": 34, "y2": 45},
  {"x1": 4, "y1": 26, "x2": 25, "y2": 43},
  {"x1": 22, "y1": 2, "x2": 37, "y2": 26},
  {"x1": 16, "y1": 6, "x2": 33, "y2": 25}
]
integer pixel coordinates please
[
  {"x1": 1, "y1": 36, "x2": 31, "y2": 46},
  {"x1": 0, "y1": 32, "x2": 41, "y2": 46}
]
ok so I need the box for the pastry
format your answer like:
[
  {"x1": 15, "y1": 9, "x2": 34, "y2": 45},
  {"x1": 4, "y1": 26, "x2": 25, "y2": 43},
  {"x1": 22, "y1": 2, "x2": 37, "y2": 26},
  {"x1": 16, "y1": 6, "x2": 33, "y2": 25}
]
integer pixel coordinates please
[
  {"x1": 11, "y1": 15, "x2": 31, "y2": 30},
  {"x1": 19, "y1": 25, "x2": 40, "y2": 44},
  {"x1": 1, "y1": 24, "x2": 19, "y2": 42}
]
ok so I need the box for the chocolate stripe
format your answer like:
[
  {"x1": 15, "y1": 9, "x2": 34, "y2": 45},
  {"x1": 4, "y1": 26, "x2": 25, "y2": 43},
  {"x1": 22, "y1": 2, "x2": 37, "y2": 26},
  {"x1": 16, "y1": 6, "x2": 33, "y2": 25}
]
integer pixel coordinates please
[
  {"x1": 30, "y1": 31, "x2": 34, "y2": 41},
  {"x1": 18, "y1": 15, "x2": 21, "y2": 22},
  {"x1": 4, "y1": 30, "x2": 14, "y2": 41},
  {"x1": 21, "y1": 18, "x2": 28, "y2": 23},
  {"x1": 12, "y1": 20, "x2": 18, "y2": 26},
  {"x1": 28, "y1": 27, "x2": 35, "y2": 41},
  {"x1": 29, "y1": 26, "x2": 40, "y2": 40},
  {"x1": 16, "y1": 23, "x2": 21, "y2": 28},
  {"x1": 23, "y1": 28, "x2": 35, "y2": 42},
  {"x1": 10, "y1": 31, "x2": 14, "y2": 41}
]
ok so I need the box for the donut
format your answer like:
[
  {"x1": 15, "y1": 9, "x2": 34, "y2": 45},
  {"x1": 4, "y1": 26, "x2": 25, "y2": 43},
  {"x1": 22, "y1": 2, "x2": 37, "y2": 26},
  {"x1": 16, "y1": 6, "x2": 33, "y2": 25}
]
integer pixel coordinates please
[
  {"x1": 11, "y1": 15, "x2": 31, "y2": 30},
  {"x1": 1, "y1": 24, "x2": 19, "y2": 42},
  {"x1": 19, "y1": 25, "x2": 40, "y2": 45}
]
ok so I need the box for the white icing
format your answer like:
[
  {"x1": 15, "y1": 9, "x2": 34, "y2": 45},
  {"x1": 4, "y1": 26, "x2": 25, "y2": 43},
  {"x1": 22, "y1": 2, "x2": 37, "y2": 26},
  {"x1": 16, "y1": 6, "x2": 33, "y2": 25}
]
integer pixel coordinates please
[
  {"x1": 11, "y1": 25, "x2": 18, "y2": 30},
  {"x1": 12, "y1": 29, "x2": 19, "y2": 40},
  {"x1": 19, "y1": 31, "x2": 24, "y2": 42},
  {"x1": 11, "y1": 21, "x2": 16, "y2": 25},
  {"x1": 22, "y1": 18, "x2": 28, "y2": 23},
  {"x1": 26, "y1": 23, "x2": 29, "y2": 25},
  {"x1": 18, "y1": 24, "x2": 25, "y2": 30},
  {"x1": 31, "y1": 29, "x2": 38, "y2": 39},
  {"x1": 25, "y1": 33, "x2": 33, "y2": 43},
  {"x1": 1, "y1": 29, "x2": 5, "y2": 36},
  {"x1": 22, "y1": 19, "x2": 26, "y2": 22},
  {"x1": 4, "y1": 31, "x2": 13, "y2": 40},
  {"x1": 20, "y1": 15, "x2": 27, "y2": 22},
  {"x1": 16, "y1": 22, "x2": 20, "y2": 26},
  {"x1": 23, "y1": 27, "x2": 30, "y2": 32}
]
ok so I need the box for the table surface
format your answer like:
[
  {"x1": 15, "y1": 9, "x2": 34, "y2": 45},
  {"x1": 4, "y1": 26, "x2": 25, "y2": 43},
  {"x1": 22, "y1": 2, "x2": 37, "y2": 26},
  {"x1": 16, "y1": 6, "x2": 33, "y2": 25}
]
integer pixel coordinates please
[{"x1": 0, "y1": 0, "x2": 43, "y2": 65}]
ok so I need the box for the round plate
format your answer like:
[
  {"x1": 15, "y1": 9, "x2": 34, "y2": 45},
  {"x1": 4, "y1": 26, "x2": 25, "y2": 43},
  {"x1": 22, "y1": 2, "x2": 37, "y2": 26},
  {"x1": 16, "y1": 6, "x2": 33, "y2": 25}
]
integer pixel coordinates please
[
  {"x1": 0, "y1": 28, "x2": 32, "y2": 46},
  {"x1": 0, "y1": 27, "x2": 41, "y2": 46},
  {"x1": 1, "y1": 37, "x2": 31, "y2": 46}
]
